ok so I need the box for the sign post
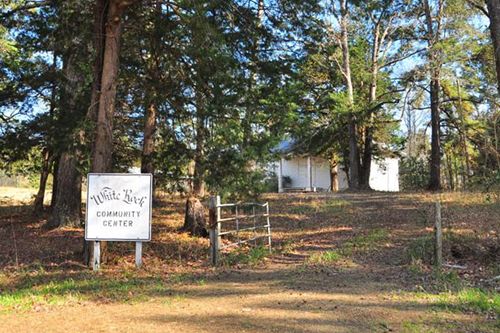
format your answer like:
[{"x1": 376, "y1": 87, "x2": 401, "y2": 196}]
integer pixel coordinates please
[
  {"x1": 135, "y1": 241, "x2": 142, "y2": 268},
  {"x1": 93, "y1": 241, "x2": 100, "y2": 271},
  {"x1": 85, "y1": 173, "x2": 152, "y2": 271}
]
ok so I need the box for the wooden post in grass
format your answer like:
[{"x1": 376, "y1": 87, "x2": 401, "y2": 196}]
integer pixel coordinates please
[
  {"x1": 434, "y1": 201, "x2": 443, "y2": 270},
  {"x1": 209, "y1": 195, "x2": 219, "y2": 266}
]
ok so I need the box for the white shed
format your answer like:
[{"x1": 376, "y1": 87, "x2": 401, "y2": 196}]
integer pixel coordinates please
[{"x1": 273, "y1": 155, "x2": 399, "y2": 192}]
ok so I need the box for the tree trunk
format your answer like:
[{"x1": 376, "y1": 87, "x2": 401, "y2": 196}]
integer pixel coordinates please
[
  {"x1": 487, "y1": 0, "x2": 500, "y2": 93},
  {"x1": 339, "y1": 0, "x2": 360, "y2": 190},
  {"x1": 347, "y1": 115, "x2": 360, "y2": 189},
  {"x1": 192, "y1": 163, "x2": 205, "y2": 198},
  {"x1": 47, "y1": 43, "x2": 84, "y2": 228},
  {"x1": 360, "y1": 127, "x2": 373, "y2": 189},
  {"x1": 50, "y1": 155, "x2": 59, "y2": 211},
  {"x1": 493, "y1": 109, "x2": 500, "y2": 170},
  {"x1": 445, "y1": 150, "x2": 454, "y2": 190},
  {"x1": 360, "y1": 22, "x2": 380, "y2": 190},
  {"x1": 87, "y1": 0, "x2": 131, "y2": 264},
  {"x1": 192, "y1": 89, "x2": 207, "y2": 197},
  {"x1": 182, "y1": 196, "x2": 208, "y2": 237},
  {"x1": 186, "y1": 171, "x2": 205, "y2": 232},
  {"x1": 360, "y1": 104, "x2": 376, "y2": 190},
  {"x1": 141, "y1": 102, "x2": 156, "y2": 175},
  {"x1": 330, "y1": 164, "x2": 339, "y2": 191},
  {"x1": 424, "y1": 0, "x2": 442, "y2": 191},
  {"x1": 46, "y1": 152, "x2": 82, "y2": 228},
  {"x1": 242, "y1": 0, "x2": 264, "y2": 151},
  {"x1": 83, "y1": 0, "x2": 108, "y2": 266},
  {"x1": 183, "y1": 88, "x2": 207, "y2": 235},
  {"x1": 33, "y1": 149, "x2": 53, "y2": 215},
  {"x1": 429, "y1": 76, "x2": 441, "y2": 190},
  {"x1": 87, "y1": 0, "x2": 108, "y2": 124},
  {"x1": 91, "y1": 0, "x2": 126, "y2": 173},
  {"x1": 36, "y1": 52, "x2": 57, "y2": 215},
  {"x1": 456, "y1": 80, "x2": 470, "y2": 189}
]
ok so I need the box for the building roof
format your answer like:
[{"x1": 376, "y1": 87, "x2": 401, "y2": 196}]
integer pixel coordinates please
[{"x1": 275, "y1": 139, "x2": 296, "y2": 154}]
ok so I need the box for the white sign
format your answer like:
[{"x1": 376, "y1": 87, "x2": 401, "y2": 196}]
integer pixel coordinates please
[{"x1": 85, "y1": 173, "x2": 152, "y2": 241}]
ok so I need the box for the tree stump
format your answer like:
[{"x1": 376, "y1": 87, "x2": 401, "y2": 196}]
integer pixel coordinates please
[{"x1": 183, "y1": 196, "x2": 208, "y2": 237}]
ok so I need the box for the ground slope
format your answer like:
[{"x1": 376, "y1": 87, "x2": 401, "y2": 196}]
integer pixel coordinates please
[{"x1": 0, "y1": 190, "x2": 498, "y2": 332}]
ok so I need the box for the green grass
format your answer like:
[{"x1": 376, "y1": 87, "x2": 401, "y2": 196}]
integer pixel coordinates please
[
  {"x1": 411, "y1": 288, "x2": 500, "y2": 316},
  {"x1": 221, "y1": 246, "x2": 269, "y2": 266},
  {"x1": 400, "y1": 318, "x2": 460, "y2": 333},
  {"x1": 307, "y1": 250, "x2": 343, "y2": 265},
  {"x1": 399, "y1": 288, "x2": 500, "y2": 333},
  {"x1": 401, "y1": 315, "x2": 498, "y2": 333},
  {"x1": 0, "y1": 271, "x2": 172, "y2": 312},
  {"x1": 401, "y1": 321, "x2": 439, "y2": 333},
  {"x1": 436, "y1": 288, "x2": 500, "y2": 315}
]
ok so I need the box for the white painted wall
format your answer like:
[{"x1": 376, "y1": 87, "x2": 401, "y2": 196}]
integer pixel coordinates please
[
  {"x1": 312, "y1": 157, "x2": 331, "y2": 189},
  {"x1": 369, "y1": 158, "x2": 399, "y2": 192},
  {"x1": 279, "y1": 157, "x2": 332, "y2": 190},
  {"x1": 281, "y1": 157, "x2": 308, "y2": 188}
]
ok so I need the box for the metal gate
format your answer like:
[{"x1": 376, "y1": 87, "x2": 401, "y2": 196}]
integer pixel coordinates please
[{"x1": 208, "y1": 195, "x2": 271, "y2": 266}]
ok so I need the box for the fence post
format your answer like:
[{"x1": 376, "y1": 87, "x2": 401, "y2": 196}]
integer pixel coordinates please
[
  {"x1": 252, "y1": 205, "x2": 257, "y2": 246},
  {"x1": 266, "y1": 202, "x2": 272, "y2": 253},
  {"x1": 216, "y1": 195, "x2": 221, "y2": 248},
  {"x1": 209, "y1": 195, "x2": 219, "y2": 266},
  {"x1": 434, "y1": 201, "x2": 442, "y2": 270},
  {"x1": 235, "y1": 205, "x2": 240, "y2": 245}
]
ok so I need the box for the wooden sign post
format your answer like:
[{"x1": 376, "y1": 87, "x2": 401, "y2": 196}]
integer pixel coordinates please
[{"x1": 85, "y1": 173, "x2": 153, "y2": 271}]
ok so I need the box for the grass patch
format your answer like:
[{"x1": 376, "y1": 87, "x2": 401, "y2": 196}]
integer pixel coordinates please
[
  {"x1": 406, "y1": 231, "x2": 498, "y2": 267},
  {"x1": 307, "y1": 250, "x2": 343, "y2": 265},
  {"x1": 168, "y1": 273, "x2": 193, "y2": 284},
  {"x1": 406, "y1": 235, "x2": 434, "y2": 265},
  {"x1": 411, "y1": 288, "x2": 500, "y2": 316},
  {"x1": 432, "y1": 271, "x2": 464, "y2": 291},
  {"x1": 0, "y1": 271, "x2": 172, "y2": 312},
  {"x1": 275, "y1": 240, "x2": 296, "y2": 254},
  {"x1": 221, "y1": 246, "x2": 269, "y2": 266},
  {"x1": 435, "y1": 288, "x2": 500, "y2": 315},
  {"x1": 342, "y1": 228, "x2": 388, "y2": 255},
  {"x1": 401, "y1": 315, "x2": 498, "y2": 333},
  {"x1": 401, "y1": 321, "x2": 440, "y2": 333},
  {"x1": 318, "y1": 199, "x2": 351, "y2": 215}
]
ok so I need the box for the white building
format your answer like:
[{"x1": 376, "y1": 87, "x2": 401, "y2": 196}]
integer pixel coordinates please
[{"x1": 271, "y1": 141, "x2": 399, "y2": 192}]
